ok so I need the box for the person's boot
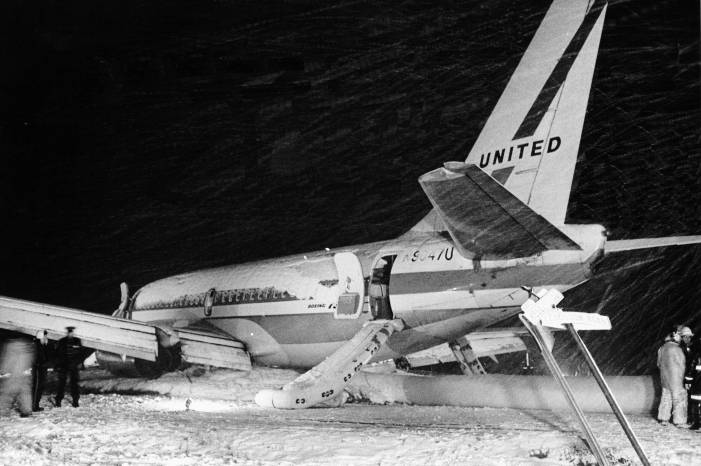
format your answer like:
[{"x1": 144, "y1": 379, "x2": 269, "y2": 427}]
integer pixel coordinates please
[{"x1": 690, "y1": 402, "x2": 701, "y2": 430}]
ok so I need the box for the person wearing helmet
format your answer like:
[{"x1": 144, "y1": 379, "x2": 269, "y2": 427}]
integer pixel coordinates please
[
  {"x1": 657, "y1": 329, "x2": 688, "y2": 426},
  {"x1": 31, "y1": 330, "x2": 51, "y2": 412},
  {"x1": 677, "y1": 325, "x2": 694, "y2": 356}
]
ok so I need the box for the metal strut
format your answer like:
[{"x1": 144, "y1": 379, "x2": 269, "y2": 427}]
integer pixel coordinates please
[
  {"x1": 519, "y1": 314, "x2": 610, "y2": 466},
  {"x1": 565, "y1": 324, "x2": 650, "y2": 466},
  {"x1": 519, "y1": 288, "x2": 651, "y2": 466}
]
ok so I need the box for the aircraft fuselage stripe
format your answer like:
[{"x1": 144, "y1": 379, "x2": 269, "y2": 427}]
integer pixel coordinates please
[{"x1": 390, "y1": 263, "x2": 588, "y2": 295}]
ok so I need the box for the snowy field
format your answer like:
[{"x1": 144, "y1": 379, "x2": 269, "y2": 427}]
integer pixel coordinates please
[{"x1": 0, "y1": 367, "x2": 698, "y2": 466}]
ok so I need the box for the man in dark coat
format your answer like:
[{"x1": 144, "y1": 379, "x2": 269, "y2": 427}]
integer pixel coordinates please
[
  {"x1": 54, "y1": 326, "x2": 83, "y2": 408},
  {"x1": 31, "y1": 330, "x2": 51, "y2": 411}
]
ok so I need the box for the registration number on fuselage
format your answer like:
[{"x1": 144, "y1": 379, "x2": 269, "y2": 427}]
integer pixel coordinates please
[{"x1": 401, "y1": 246, "x2": 455, "y2": 263}]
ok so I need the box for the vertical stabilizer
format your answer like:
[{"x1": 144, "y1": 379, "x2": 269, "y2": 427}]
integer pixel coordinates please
[{"x1": 464, "y1": 0, "x2": 607, "y2": 225}]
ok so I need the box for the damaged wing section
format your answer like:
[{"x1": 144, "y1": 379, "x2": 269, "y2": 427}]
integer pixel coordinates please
[
  {"x1": 418, "y1": 162, "x2": 581, "y2": 259},
  {"x1": 175, "y1": 327, "x2": 250, "y2": 371},
  {"x1": 0, "y1": 296, "x2": 158, "y2": 361}
]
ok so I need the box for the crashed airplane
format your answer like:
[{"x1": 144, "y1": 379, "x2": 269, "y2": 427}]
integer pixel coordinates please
[{"x1": 1, "y1": 0, "x2": 700, "y2": 409}]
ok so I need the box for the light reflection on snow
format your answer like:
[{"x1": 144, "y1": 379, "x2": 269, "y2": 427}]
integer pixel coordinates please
[
  {"x1": 0, "y1": 368, "x2": 697, "y2": 465},
  {"x1": 141, "y1": 397, "x2": 241, "y2": 413}
]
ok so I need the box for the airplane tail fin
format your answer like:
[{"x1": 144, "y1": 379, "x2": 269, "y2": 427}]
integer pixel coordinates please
[
  {"x1": 466, "y1": 0, "x2": 607, "y2": 226},
  {"x1": 411, "y1": 0, "x2": 607, "y2": 235}
]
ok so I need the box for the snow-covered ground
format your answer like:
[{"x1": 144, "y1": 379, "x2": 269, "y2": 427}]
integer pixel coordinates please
[{"x1": 0, "y1": 367, "x2": 698, "y2": 465}]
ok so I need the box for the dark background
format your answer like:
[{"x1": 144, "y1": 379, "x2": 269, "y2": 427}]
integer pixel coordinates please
[{"x1": 1, "y1": 0, "x2": 699, "y2": 374}]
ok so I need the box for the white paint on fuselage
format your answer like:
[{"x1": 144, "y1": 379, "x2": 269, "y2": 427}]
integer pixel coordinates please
[{"x1": 127, "y1": 227, "x2": 604, "y2": 369}]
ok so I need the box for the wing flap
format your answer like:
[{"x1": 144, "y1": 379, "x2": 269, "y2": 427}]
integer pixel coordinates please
[
  {"x1": 418, "y1": 163, "x2": 581, "y2": 258},
  {"x1": 176, "y1": 328, "x2": 251, "y2": 371},
  {"x1": 0, "y1": 296, "x2": 158, "y2": 361}
]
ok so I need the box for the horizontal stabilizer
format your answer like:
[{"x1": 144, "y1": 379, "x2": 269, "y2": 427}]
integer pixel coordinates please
[
  {"x1": 418, "y1": 163, "x2": 581, "y2": 258},
  {"x1": 0, "y1": 296, "x2": 158, "y2": 361},
  {"x1": 176, "y1": 328, "x2": 250, "y2": 371},
  {"x1": 605, "y1": 236, "x2": 701, "y2": 253}
]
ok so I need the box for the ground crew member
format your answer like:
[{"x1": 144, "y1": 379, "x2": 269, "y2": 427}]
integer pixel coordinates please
[
  {"x1": 685, "y1": 333, "x2": 701, "y2": 430},
  {"x1": 0, "y1": 337, "x2": 34, "y2": 417},
  {"x1": 32, "y1": 330, "x2": 50, "y2": 411},
  {"x1": 657, "y1": 330, "x2": 687, "y2": 426},
  {"x1": 54, "y1": 326, "x2": 83, "y2": 408}
]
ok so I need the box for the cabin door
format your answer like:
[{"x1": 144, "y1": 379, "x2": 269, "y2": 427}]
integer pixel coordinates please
[
  {"x1": 333, "y1": 252, "x2": 365, "y2": 319},
  {"x1": 369, "y1": 255, "x2": 395, "y2": 320}
]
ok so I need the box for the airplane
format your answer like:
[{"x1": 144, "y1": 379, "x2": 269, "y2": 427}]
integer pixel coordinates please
[{"x1": 1, "y1": 0, "x2": 700, "y2": 408}]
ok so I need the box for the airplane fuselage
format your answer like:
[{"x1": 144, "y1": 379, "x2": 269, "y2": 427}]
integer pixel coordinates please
[{"x1": 128, "y1": 225, "x2": 605, "y2": 369}]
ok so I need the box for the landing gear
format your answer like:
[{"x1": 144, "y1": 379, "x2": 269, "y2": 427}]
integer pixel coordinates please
[
  {"x1": 521, "y1": 351, "x2": 534, "y2": 375},
  {"x1": 449, "y1": 337, "x2": 486, "y2": 375}
]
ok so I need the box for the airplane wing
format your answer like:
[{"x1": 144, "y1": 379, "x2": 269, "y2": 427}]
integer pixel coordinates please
[
  {"x1": 0, "y1": 296, "x2": 159, "y2": 361},
  {"x1": 0, "y1": 295, "x2": 250, "y2": 371},
  {"x1": 175, "y1": 327, "x2": 250, "y2": 370},
  {"x1": 418, "y1": 162, "x2": 581, "y2": 259},
  {"x1": 403, "y1": 328, "x2": 529, "y2": 368},
  {"x1": 605, "y1": 236, "x2": 701, "y2": 253}
]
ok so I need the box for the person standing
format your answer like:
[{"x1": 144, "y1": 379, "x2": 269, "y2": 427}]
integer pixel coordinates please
[
  {"x1": 0, "y1": 337, "x2": 34, "y2": 417},
  {"x1": 685, "y1": 333, "x2": 701, "y2": 430},
  {"x1": 657, "y1": 330, "x2": 688, "y2": 426},
  {"x1": 54, "y1": 326, "x2": 83, "y2": 408},
  {"x1": 31, "y1": 330, "x2": 51, "y2": 411}
]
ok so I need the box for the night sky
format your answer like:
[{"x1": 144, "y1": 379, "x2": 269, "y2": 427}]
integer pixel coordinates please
[{"x1": 1, "y1": 0, "x2": 700, "y2": 372}]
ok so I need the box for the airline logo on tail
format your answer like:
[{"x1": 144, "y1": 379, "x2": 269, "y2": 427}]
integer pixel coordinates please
[
  {"x1": 479, "y1": 0, "x2": 605, "y2": 171},
  {"x1": 478, "y1": 136, "x2": 561, "y2": 167},
  {"x1": 465, "y1": 0, "x2": 608, "y2": 226}
]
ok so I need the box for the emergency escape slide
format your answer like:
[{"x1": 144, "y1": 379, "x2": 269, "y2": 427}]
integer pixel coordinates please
[{"x1": 255, "y1": 319, "x2": 404, "y2": 409}]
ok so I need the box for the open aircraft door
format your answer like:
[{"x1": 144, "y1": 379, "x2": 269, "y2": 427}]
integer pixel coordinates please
[{"x1": 332, "y1": 252, "x2": 364, "y2": 319}]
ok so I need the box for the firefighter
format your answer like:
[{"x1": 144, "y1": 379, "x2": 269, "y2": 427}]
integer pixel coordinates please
[
  {"x1": 657, "y1": 330, "x2": 688, "y2": 426},
  {"x1": 685, "y1": 333, "x2": 701, "y2": 430},
  {"x1": 677, "y1": 325, "x2": 694, "y2": 357}
]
